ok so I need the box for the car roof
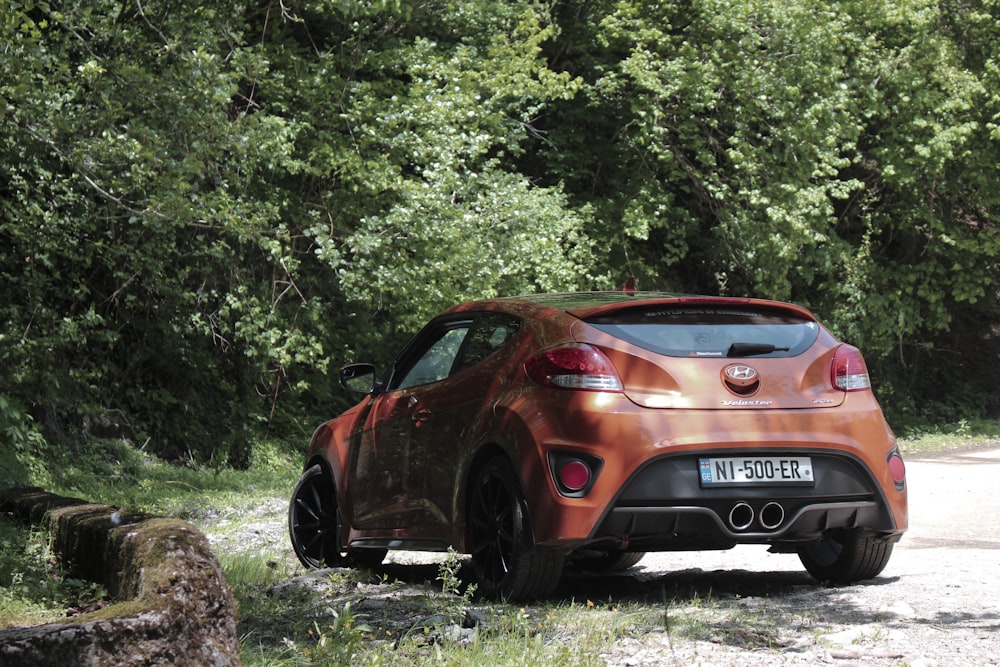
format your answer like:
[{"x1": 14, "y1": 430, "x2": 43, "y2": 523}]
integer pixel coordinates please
[{"x1": 493, "y1": 292, "x2": 817, "y2": 321}]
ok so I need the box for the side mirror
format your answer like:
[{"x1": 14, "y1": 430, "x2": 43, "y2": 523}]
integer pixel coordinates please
[{"x1": 340, "y1": 363, "x2": 377, "y2": 394}]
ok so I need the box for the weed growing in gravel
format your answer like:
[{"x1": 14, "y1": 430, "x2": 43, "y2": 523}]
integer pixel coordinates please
[
  {"x1": 436, "y1": 548, "x2": 474, "y2": 601},
  {"x1": 284, "y1": 602, "x2": 375, "y2": 665}
]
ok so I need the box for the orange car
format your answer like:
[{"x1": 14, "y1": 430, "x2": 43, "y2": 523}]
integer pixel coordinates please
[{"x1": 289, "y1": 292, "x2": 907, "y2": 600}]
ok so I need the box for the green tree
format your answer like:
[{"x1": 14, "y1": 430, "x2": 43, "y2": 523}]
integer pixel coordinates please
[
  {"x1": 1, "y1": 1, "x2": 333, "y2": 460},
  {"x1": 244, "y1": 0, "x2": 599, "y2": 345},
  {"x1": 0, "y1": 0, "x2": 598, "y2": 464},
  {"x1": 833, "y1": 0, "x2": 1000, "y2": 418}
]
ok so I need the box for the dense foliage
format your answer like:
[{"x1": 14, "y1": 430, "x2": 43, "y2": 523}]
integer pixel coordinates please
[{"x1": 2, "y1": 0, "x2": 997, "y2": 466}]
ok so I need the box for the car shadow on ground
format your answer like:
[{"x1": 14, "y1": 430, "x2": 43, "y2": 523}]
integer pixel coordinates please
[
  {"x1": 374, "y1": 556, "x2": 897, "y2": 608},
  {"x1": 560, "y1": 565, "x2": 820, "y2": 601},
  {"x1": 345, "y1": 557, "x2": 999, "y2": 657}
]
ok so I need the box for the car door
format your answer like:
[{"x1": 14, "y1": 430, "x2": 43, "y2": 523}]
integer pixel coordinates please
[{"x1": 348, "y1": 318, "x2": 472, "y2": 531}]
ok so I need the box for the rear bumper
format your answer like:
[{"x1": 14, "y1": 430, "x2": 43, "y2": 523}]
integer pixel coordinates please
[
  {"x1": 595, "y1": 448, "x2": 900, "y2": 545},
  {"x1": 530, "y1": 447, "x2": 906, "y2": 551}
]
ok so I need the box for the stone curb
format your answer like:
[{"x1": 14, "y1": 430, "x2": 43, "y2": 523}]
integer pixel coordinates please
[{"x1": 0, "y1": 487, "x2": 240, "y2": 667}]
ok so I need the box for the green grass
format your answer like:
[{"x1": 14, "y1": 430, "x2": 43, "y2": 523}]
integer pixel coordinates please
[
  {"x1": 38, "y1": 438, "x2": 301, "y2": 518},
  {"x1": 896, "y1": 417, "x2": 1000, "y2": 457},
  {"x1": 0, "y1": 519, "x2": 108, "y2": 629},
  {"x1": 262, "y1": 595, "x2": 661, "y2": 667}
]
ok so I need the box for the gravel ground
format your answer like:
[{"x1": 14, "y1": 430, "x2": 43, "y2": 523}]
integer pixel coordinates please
[{"x1": 204, "y1": 447, "x2": 1000, "y2": 666}]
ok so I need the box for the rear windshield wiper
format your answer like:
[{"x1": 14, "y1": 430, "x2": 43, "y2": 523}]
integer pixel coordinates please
[{"x1": 726, "y1": 342, "x2": 790, "y2": 357}]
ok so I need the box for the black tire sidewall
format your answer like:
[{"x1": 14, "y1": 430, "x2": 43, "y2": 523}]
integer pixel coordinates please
[
  {"x1": 798, "y1": 530, "x2": 893, "y2": 584},
  {"x1": 288, "y1": 464, "x2": 346, "y2": 568}
]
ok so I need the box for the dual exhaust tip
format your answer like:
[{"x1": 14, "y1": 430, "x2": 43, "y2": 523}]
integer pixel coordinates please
[{"x1": 728, "y1": 501, "x2": 785, "y2": 531}]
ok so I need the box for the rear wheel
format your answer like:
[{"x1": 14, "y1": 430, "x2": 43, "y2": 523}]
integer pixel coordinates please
[
  {"x1": 468, "y1": 457, "x2": 564, "y2": 601},
  {"x1": 288, "y1": 464, "x2": 386, "y2": 569},
  {"x1": 797, "y1": 529, "x2": 894, "y2": 584}
]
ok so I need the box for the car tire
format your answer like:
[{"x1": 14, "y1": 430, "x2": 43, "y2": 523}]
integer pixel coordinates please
[
  {"x1": 288, "y1": 464, "x2": 387, "y2": 569},
  {"x1": 468, "y1": 457, "x2": 565, "y2": 601},
  {"x1": 575, "y1": 550, "x2": 646, "y2": 572},
  {"x1": 797, "y1": 529, "x2": 894, "y2": 584}
]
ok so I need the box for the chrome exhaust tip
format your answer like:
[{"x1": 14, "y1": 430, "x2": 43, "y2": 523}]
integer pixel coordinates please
[
  {"x1": 728, "y1": 502, "x2": 754, "y2": 531},
  {"x1": 759, "y1": 501, "x2": 785, "y2": 530}
]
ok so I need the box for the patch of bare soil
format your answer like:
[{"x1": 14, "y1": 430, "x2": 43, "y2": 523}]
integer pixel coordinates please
[{"x1": 206, "y1": 449, "x2": 1000, "y2": 666}]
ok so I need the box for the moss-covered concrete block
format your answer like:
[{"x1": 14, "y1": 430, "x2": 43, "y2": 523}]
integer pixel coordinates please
[{"x1": 0, "y1": 488, "x2": 240, "y2": 666}]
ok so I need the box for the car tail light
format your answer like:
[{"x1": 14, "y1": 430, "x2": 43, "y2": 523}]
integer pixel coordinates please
[
  {"x1": 524, "y1": 344, "x2": 623, "y2": 392},
  {"x1": 831, "y1": 345, "x2": 872, "y2": 392}
]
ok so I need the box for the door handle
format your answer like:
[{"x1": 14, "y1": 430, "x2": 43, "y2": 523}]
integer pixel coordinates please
[{"x1": 412, "y1": 409, "x2": 433, "y2": 425}]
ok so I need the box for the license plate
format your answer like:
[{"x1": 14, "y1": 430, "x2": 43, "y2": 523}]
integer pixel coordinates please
[{"x1": 699, "y1": 456, "x2": 814, "y2": 486}]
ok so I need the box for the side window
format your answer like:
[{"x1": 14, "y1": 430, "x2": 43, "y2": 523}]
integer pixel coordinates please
[
  {"x1": 454, "y1": 313, "x2": 522, "y2": 372},
  {"x1": 396, "y1": 326, "x2": 470, "y2": 390}
]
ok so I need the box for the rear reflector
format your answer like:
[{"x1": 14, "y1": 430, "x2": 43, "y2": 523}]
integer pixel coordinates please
[
  {"x1": 559, "y1": 459, "x2": 592, "y2": 491},
  {"x1": 831, "y1": 345, "x2": 872, "y2": 392},
  {"x1": 524, "y1": 344, "x2": 623, "y2": 392},
  {"x1": 888, "y1": 448, "x2": 906, "y2": 489},
  {"x1": 549, "y1": 451, "x2": 604, "y2": 497}
]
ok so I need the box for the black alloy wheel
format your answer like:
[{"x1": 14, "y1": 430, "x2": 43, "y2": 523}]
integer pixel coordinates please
[
  {"x1": 467, "y1": 457, "x2": 564, "y2": 601},
  {"x1": 288, "y1": 464, "x2": 387, "y2": 569},
  {"x1": 289, "y1": 464, "x2": 345, "y2": 568}
]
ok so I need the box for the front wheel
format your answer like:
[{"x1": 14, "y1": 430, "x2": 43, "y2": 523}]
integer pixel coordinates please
[
  {"x1": 797, "y1": 529, "x2": 894, "y2": 584},
  {"x1": 288, "y1": 464, "x2": 386, "y2": 569},
  {"x1": 467, "y1": 457, "x2": 564, "y2": 601}
]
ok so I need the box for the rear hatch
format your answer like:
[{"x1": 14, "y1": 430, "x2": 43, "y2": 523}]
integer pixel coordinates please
[{"x1": 569, "y1": 298, "x2": 845, "y2": 410}]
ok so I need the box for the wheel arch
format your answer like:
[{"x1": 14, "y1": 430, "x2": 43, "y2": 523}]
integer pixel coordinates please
[
  {"x1": 303, "y1": 453, "x2": 335, "y2": 485},
  {"x1": 455, "y1": 398, "x2": 562, "y2": 552},
  {"x1": 304, "y1": 417, "x2": 355, "y2": 504},
  {"x1": 458, "y1": 440, "x2": 542, "y2": 553}
]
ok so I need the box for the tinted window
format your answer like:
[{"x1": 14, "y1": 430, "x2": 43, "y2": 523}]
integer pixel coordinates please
[
  {"x1": 587, "y1": 307, "x2": 819, "y2": 358},
  {"x1": 455, "y1": 313, "x2": 522, "y2": 372},
  {"x1": 396, "y1": 326, "x2": 471, "y2": 389}
]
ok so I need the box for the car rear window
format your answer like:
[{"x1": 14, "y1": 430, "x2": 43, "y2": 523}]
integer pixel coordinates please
[{"x1": 586, "y1": 307, "x2": 820, "y2": 358}]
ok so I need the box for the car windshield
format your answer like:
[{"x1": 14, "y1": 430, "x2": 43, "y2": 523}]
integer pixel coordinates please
[{"x1": 586, "y1": 306, "x2": 819, "y2": 358}]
